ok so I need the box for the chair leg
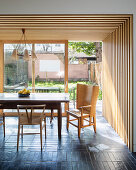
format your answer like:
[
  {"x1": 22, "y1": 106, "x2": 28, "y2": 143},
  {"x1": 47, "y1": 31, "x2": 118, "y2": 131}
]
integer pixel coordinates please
[
  {"x1": 78, "y1": 118, "x2": 81, "y2": 138},
  {"x1": 50, "y1": 109, "x2": 53, "y2": 123},
  {"x1": 21, "y1": 125, "x2": 23, "y2": 138},
  {"x1": 67, "y1": 112, "x2": 69, "y2": 130},
  {"x1": 17, "y1": 125, "x2": 20, "y2": 151},
  {"x1": 3, "y1": 113, "x2": 5, "y2": 137},
  {"x1": 93, "y1": 115, "x2": 96, "y2": 133},
  {"x1": 40, "y1": 123, "x2": 42, "y2": 151},
  {"x1": 81, "y1": 117, "x2": 83, "y2": 127}
]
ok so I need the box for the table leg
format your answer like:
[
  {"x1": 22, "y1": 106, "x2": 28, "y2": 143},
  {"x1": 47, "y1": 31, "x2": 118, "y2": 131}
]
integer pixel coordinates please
[
  {"x1": 58, "y1": 103, "x2": 62, "y2": 139},
  {"x1": 50, "y1": 109, "x2": 54, "y2": 123}
]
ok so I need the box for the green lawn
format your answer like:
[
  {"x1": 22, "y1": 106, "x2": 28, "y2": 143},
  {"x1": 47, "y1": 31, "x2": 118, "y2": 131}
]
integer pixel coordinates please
[{"x1": 28, "y1": 80, "x2": 102, "y2": 100}]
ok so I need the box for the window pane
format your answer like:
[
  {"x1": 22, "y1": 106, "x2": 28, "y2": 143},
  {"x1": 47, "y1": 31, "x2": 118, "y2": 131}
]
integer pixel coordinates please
[
  {"x1": 30, "y1": 44, "x2": 65, "y2": 93},
  {"x1": 4, "y1": 44, "x2": 32, "y2": 93}
]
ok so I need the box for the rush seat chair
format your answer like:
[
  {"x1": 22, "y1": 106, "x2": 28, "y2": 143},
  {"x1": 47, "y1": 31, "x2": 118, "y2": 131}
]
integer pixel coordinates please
[{"x1": 66, "y1": 84, "x2": 99, "y2": 138}]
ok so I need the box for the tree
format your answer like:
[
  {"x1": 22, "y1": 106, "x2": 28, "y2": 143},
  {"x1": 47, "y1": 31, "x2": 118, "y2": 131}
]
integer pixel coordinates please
[{"x1": 69, "y1": 42, "x2": 102, "y2": 57}]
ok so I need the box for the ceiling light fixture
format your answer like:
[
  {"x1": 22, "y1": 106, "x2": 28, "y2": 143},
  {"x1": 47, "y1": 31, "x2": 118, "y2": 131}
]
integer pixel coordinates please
[{"x1": 11, "y1": 29, "x2": 37, "y2": 61}]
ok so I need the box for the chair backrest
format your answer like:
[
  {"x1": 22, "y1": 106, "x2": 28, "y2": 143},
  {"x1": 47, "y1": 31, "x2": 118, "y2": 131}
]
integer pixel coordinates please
[
  {"x1": 76, "y1": 84, "x2": 99, "y2": 114},
  {"x1": 0, "y1": 104, "x2": 3, "y2": 117},
  {"x1": 17, "y1": 104, "x2": 46, "y2": 124}
]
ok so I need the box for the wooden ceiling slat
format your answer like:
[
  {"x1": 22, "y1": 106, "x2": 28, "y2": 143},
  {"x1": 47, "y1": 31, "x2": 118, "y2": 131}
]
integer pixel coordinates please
[
  {"x1": 0, "y1": 27, "x2": 117, "y2": 30},
  {"x1": 0, "y1": 14, "x2": 132, "y2": 18},
  {"x1": 0, "y1": 18, "x2": 127, "y2": 21},
  {"x1": 0, "y1": 24, "x2": 121, "y2": 27},
  {"x1": 0, "y1": 21, "x2": 123, "y2": 25},
  {"x1": 0, "y1": 15, "x2": 131, "y2": 21}
]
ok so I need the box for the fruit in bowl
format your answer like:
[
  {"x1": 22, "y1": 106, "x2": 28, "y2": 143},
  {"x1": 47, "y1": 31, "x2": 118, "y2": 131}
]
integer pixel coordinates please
[{"x1": 18, "y1": 88, "x2": 30, "y2": 97}]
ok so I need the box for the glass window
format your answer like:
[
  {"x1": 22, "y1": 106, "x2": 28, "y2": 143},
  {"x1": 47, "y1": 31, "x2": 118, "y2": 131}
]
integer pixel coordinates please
[
  {"x1": 32, "y1": 44, "x2": 65, "y2": 93},
  {"x1": 4, "y1": 44, "x2": 32, "y2": 92}
]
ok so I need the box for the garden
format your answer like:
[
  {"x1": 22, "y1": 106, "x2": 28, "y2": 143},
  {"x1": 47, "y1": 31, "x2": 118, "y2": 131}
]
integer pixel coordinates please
[{"x1": 28, "y1": 80, "x2": 102, "y2": 100}]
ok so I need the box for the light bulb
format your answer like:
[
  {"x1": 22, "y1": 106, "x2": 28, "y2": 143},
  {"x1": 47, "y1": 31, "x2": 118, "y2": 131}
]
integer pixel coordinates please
[
  {"x1": 24, "y1": 49, "x2": 29, "y2": 61},
  {"x1": 11, "y1": 49, "x2": 18, "y2": 60},
  {"x1": 32, "y1": 51, "x2": 37, "y2": 61}
]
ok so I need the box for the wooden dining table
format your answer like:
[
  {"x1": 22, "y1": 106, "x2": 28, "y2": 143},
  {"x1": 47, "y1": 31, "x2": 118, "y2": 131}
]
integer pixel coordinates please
[{"x1": 0, "y1": 93, "x2": 69, "y2": 139}]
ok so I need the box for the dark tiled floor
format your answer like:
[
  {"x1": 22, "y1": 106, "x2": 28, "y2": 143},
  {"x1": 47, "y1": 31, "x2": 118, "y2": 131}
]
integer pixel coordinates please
[{"x1": 0, "y1": 101, "x2": 136, "y2": 170}]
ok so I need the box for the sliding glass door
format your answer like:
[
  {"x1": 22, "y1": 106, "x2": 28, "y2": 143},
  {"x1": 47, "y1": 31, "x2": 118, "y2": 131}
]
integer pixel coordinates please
[{"x1": 4, "y1": 41, "x2": 68, "y2": 114}]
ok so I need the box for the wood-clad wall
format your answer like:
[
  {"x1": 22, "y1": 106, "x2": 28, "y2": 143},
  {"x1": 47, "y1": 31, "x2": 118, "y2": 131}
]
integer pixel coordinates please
[{"x1": 102, "y1": 17, "x2": 133, "y2": 151}]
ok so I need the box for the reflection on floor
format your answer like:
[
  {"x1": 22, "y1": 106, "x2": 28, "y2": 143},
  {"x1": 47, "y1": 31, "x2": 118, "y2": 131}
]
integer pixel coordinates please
[{"x1": 0, "y1": 100, "x2": 136, "y2": 170}]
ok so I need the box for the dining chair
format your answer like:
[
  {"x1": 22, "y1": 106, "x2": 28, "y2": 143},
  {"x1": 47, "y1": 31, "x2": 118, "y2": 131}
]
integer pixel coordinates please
[
  {"x1": 0, "y1": 104, "x2": 5, "y2": 137},
  {"x1": 17, "y1": 104, "x2": 46, "y2": 151},
  {"x1": 66, "y1": 84, "x2": 99, "y2": 138}
]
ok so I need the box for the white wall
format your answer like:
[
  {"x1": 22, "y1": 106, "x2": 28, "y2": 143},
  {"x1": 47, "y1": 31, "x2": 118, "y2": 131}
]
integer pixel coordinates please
[
  {"x1": 0, "y1": 0, "x2": 136, "y2": 151},
  {"x1": 0, "y1": 0, "x2": 135, "y2": 14}
]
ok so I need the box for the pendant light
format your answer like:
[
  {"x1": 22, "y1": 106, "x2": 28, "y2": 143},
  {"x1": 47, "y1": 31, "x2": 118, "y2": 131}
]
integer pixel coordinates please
[
  {"x1": 32, "y1": 51, "x2": 37, "y2": 61},
  {"x1": 23, "y1": 49, "x2": 29, "y2": 61},
  {"x1": 11, "y1": 29, "x2": 37, "y2": 61},
  {"x1": 11, "y1": 49, "x2": 18, "y2": 60},
  {"x1": 22, "y1": 29, "x2": 30, "y2": 61}
]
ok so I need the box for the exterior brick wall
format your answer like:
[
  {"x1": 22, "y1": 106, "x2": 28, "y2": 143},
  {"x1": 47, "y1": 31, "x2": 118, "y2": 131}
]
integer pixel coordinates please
[
  {"x1": 68, "y1": 64, "x2": 88, "y2": 80},
  {"x1": 28, "y1": 53, "x2": 88, "y2": 80}
]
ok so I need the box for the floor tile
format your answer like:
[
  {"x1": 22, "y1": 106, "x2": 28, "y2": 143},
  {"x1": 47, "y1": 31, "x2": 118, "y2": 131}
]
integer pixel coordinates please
[{"x1": 0, "y1": 101, "x2": 136, "y2": 169}]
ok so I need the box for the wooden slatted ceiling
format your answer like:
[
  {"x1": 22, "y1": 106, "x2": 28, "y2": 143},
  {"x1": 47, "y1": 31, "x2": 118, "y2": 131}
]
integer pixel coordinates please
[
  {"x1": 0, "y1": 14, "x2": 131, "y2": 41},
  {"x1": 0, "y1": 15, "x2": 133, "y2": 152},
  {"x1": 0, "y1": 30, "x2": 114, "y2": 41}
]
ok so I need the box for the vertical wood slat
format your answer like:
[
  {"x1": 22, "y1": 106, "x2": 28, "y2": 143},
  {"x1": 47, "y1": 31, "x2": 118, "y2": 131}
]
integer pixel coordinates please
[
  {"x1": 129, "y1": 16, "x2": 133, "y2": 151},
  {"x1": 65, "y1": 40, "x2": 68, "y2": 93},
  {"x1": 109, "y1": 34, "x2": 112, "y2": 126},
  {"x1": 124, "y1": 20, "x2": 128, "y2": 145},
  {"x1": 120, "y1": 24, "x2": 123, "y2": 138},
  {"x1": 64, "y1": 40, "x2": 68, "y2": 115},
  {"x1": 122, "y1": 22, "x2": 125, "y2": 143},
  {"x1": 127, "y1": 18, "x2": 130, "y2": 148},
  {"x1": 111, "y1": 32, "x2": 114, "y2": 127},
  {"x1": 113, "y1": 31, "x2": 116, "y2": 130},
  {"x1": 0, "y1": 43, "x2": 4, "y2": 115},
  {"x1": 102, "y1": 16, "x2": 133, "y2": 151},
  {"x1": 102, "y1": 40, "x2": 105, "y2": 118},
  {"x1": 0, "y1": 42, "x2": 4, "y2": 93},
  {"x1": 117, "y1": 25, "x2": 120, "y2": 135},
  {"x1": 32, "y1": 44, "x2": 35, "y2": 93},
  {"x1": 115, "y1": 28, "x2": 118, "y2": 133}
]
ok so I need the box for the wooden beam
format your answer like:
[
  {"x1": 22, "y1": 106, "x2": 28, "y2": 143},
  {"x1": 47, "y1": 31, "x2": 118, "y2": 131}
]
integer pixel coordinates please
[
  {"x1": 65, "y1": 40, "x2": 68, "y2": 93},
  {"x1": 65, "y1": 40, "x2": 69, "y2": 114},
  {"x1": 0, "y1": 40, "x2": 66, "y2": 44},
  {"x1": 32, "y1": 44, "x2": 35, "y2": 93},
  {"x1": 0, "y1": 42, "x2": 4, "y2": 93}
]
